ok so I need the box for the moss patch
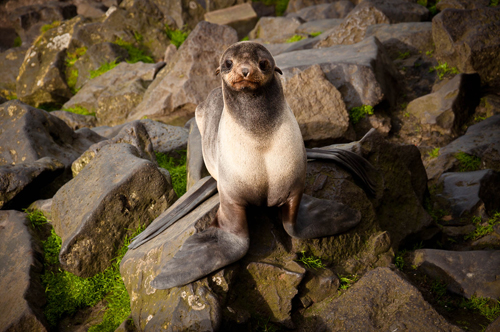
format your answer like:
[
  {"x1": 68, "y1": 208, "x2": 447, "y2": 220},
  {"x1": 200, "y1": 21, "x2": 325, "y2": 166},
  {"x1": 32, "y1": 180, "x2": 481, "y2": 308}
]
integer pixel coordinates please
[
  {"x1": 455, "y1": 152, "x2": 481, "y2": 172},
  {"x1": 165, "y1": 26, "x2": 189, "y2": 49},
  {"x1": 89, "y1": 60, "x2": 119, "y2": 79},
  {"x1": 155, "y1": 151, "x2": 187, "y2": 197},
  {"x1": 63, "y1": 105, "x2": 95, "y2": 117},
  {"x1": 349, "y1": 105, "x2": 374, "y2": 124},
  {"x1": 113, "y1": 38, "x2": 153, "y2": 64}
]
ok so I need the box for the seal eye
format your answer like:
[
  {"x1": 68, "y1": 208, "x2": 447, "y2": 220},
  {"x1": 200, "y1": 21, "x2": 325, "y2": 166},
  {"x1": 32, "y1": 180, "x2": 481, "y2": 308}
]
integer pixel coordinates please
[
  {"x1": 225, "y1": 60, "x2": 233, "y2": 69},
  {"x1": 259, "y1": 60, "x2": 269, "y2": 71}
]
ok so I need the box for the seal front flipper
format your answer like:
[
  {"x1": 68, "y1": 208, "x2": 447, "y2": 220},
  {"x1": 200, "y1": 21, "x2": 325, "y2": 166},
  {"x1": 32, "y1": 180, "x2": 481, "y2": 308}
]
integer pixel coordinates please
[
  {"x1": 150, "y1": 227, "x2": 250, "y2": 289},
  {"x1": 282, "y1": 194, "x2": 361, "y2": 239}
]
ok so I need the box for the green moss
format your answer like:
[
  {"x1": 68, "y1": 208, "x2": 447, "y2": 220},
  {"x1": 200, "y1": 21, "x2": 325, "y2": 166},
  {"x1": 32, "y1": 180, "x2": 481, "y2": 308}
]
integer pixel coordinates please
[
  {"x1": 490, "y1": 0, "x2": 499, "y2": 6},
  {"x1": 63, "y1": 105, "x2": 95, "y2": 117},
  {"x1": 462, "y1": 296, "x2": 500, "y2": 322},
  {"x1": 429, "y1": 62, "x2": 459, "y2": 80},
  {"x1": 417, "y1": 0, "x2": 441, "y2": 15},
  {"x1": 66, "y1": 47, "x2": 87, "y2": 67},
  {"x1": 286, "y1": 35, "x2": 305, "y2": 43},
  {"x1": 13, "y1": 36, "x2": 22, "y2": 47},
  {"x1": 25, "y1": 209, "x2": 49, "y2": 229},
  {"x1": 455, "y1": 152, "x2": 481, "y2": 172},
  {"x1": 349, "y1": 105, "x2": 374, "y2": 124},
  {"x1": 41, "y1": 21, "x2": 61, "y2": 33},
  {"x1": 395, "y1": 249, "x2": 407, "y2": 270},
  {"x1": 113, "y1": 38, "x2": 153, "y2": 64},
  {"x1": 240, "y1": 36, "x2": 250, "y2": 41},
  {"x1": 310, "y1": 31, "x2": 322, "y2": 37},
  {"x1": 155, "y1": 151, "x2": 187, "y2": 197},
  {"x1": 397, "y1": 51, "x2": 411, "y2": 60},
  {"x1": 89, "y1": 60, "x2": 119, "y2": 79},
  {"x1": 339, "y1": 274, "x2": 359, "y2": 290},
  {"x1": 295, "y1": 251, "x2": 326, "y2": 270},
  {"x1": 165, "y1": 26, "x2": 189, "y2": 49},
  {"x1": 464, "y1": 212, "x2": 500, "y2": 241},
  {"x1": 428, "y1": 147, "x2": 440, "y2": 159}
]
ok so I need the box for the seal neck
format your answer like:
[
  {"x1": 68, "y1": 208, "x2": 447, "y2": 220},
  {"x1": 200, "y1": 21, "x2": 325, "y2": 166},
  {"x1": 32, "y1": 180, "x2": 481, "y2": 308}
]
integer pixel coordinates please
[{"x1": 222, "y1": 75, "x2": 285, "y2": 137}]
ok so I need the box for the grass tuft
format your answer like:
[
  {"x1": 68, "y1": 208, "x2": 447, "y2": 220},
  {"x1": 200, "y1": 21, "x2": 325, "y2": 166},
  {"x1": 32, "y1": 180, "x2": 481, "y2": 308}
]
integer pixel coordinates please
[
  {"x1": 464, "y1": 212, "x2": 500, "y2": 241},
  {"x1": 310, "y1": 31, "x2": 322, "y2": 37},
  {"x1": 349, "y1": 105, "x2": 374, "y2": 124},
  {"x1": 397, "y1": 51, "x2": 411, "y2": 60},
  {"x1": 25, "y1": 209, "x2": 49, "y2": 229},
  {"x1": 462, "y1": 296, "x2": 500, "y2": 322},
  {"x1": 155, "y1": 151, "x2": 187, "y2": 197},
  {"x1": 113, "y1": 38, "x2": 153, "y2": 64},
  {"x1": 395, "y1": 249, "x2": 407, "y2": 270},
  {"x1": 286, "y1": 35, "x2": 305, "y2": 43},
  {"x1": 89, "y1": 60, "x2": 119, "y2": 79},
  {"x1": 429, "y1": 62, "x2": 459, "y2": 80},
  {"x1": 455, "y1": 152, "x2": 481, "y2": 172},
  {"x1": 63, "y1": 105, "x2": 95, "y2": 117},
  {"x1": 428, "y1": 147, "x2": 440, "y2": 159},
  {"x1": 41, "y1": 21, "x2": 61, "y2": 33},
  {"x1": 339, "y1": 274, "x2": 359, "y2": 290},
  {"x1": 296, "y1": 251, "x2": 326, "y2": 270},
  {"x1": 165, "y1": 26, "x2": 189, "y2": 49}
]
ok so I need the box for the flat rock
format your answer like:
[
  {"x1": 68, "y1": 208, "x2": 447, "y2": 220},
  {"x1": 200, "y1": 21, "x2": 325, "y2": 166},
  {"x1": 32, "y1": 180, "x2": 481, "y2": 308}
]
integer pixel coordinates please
[
  {"x1": 0, "y1": 210, "x2": 48, "y2": 332},
  {"x1": 412, "y1": 249, "x2": 500, "y2": 299},
  {"x1": 128, "y1": 21, "x2": 238, "y2": 125},
  {"x1": 51, "y1": 143, "x2": 177, "y2": 277},
  {"x1": 204, "y1": 3, "x2": 258, "y2": 40},
  {"x1": 297, "y1": 267, "x2": 462, "y2": 331},
  {"x1": 249, "y1": 16, "x2": 304, "y2": 43},
  {"x1": 287, "y1": 1, "x2": 355, "y2": 21},
  {"x1": 316, "y1": 0, "x2": 430, "y2": 48},
  {"x1": 0, "y1": 157, "x2": 64, "y2": 210},
  {"x1": 50, "y1": 110, "x2": 97, "y2": 130},
  {"x1": 433, "y1": 7, "x2": 500, "y2": 88},
  {"x1": 275, "y1": 36, "x2": 402, "y2": 109},
  {"x1": 435, "y1": 170, "x2": 500, "y2": 218}
]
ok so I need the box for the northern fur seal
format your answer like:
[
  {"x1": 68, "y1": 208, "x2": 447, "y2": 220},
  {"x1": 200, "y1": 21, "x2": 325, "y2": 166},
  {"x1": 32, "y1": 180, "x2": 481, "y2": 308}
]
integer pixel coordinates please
[{"x1": 129, "y1": 42, "x2": 377, "y2": 289}]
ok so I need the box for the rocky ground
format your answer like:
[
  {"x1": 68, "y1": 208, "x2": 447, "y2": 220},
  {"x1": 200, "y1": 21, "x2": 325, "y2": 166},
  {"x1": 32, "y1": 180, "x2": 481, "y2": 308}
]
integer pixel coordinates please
[{"x1": 1, "y1": 0, "x2": 500, "y2": 331}]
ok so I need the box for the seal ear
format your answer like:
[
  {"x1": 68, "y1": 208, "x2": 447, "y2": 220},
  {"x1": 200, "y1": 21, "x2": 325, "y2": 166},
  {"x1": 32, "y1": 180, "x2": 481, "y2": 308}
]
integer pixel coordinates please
[
  {"x1": 215, "y1": 67, "x2": 220, "y2": 76},
  {"x1": 275, "y1": 67, "x2": 283, "y2": 75}
]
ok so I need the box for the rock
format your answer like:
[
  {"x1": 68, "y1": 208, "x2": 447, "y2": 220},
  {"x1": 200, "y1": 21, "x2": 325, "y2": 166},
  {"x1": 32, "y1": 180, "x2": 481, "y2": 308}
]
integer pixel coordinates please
[
  {"x1": 316, "y1": 0, "x2": 430, "y2": 48},
  {"x1": 297, "y1": 267, "x2": 462, "y2": 331},
  {"x1": 403, "y1": 73, "x2": 481, "y2": 146},
  {"x1": 28, "y1": 198, "x2": 53, "y2": 220},
  {"x1": 475, "y1": 94, "x2": 500, "y2": 120},
  {"x1": 140, "y1": 119, "x2": 188, "y2": 158},
  {"x1": 364, "y1": 22, "x2": 433, "y2": 59},
  {"x1": 298, "y1": 268, "x2": 340, "y2": 307},
  {"x1": 436, "y1": 0, "x2": 490, "y2": 11},
  {"x1": 0, "y1": 100, "x2": 105, "y2": 168},
  {"x1": 286, "y1": 0, "x2": 343, "y2": 14},
  {"x1": 275, "y1": 36, "x2": 402, "y2": 109},
  {"x1": 295, "y1": 18, "x2": 343, "y2": 35},
  {"x1": 63, "y1": 61, "x2": 165, "y2": 127},
  {"x1": 249, "y1": 17, "x2": 304, "y2": 43},
  {"x1": 74, "y1": 0, "x2": 110, "y2": 18},
  {"x1": 282, "y1": 64, "x2": 353, "y2": 145},
  {"x1": 0, "y1": 46, "x2": 28, "y2": 99},
  {"x1": 435, "y1": 170, "x2": 500, "y2": 218},
  {"x1": 354, "y1": 112, "x2": 392, "y2": 139},
  {"x1": 204, "y1": 3, "x2": 258, "y2": 40},
  {"x1": 412, "y1": 249, "x2": 500, "y2": 300},
  {"x1": 51, "y1": 142, "x2": 177, "y2": 277},
  {"x1": 433, "y1": 7, "x2": 500, "y2": 88},
  {"x1": 0, "y1": 210, "x2": 48, "y2": 332},
  {"x1": 486, "y1": 315, "x2": 500, "y2": 332},
  {"x1": 287, "y1": 1, "x2": 355, "y2": 21},
  {"x1": 50, "y1": 110, "x2": 97, "y2": 130},
  {"x1": 426, "y1": 115, "x2": 500, "y2": 182},
  {"x1": 185, "y1": 119, "x2": 209, "y2": 191},
  {"x1": 114, "y1": 315, "x2": 137, "y2": 332},
  {"x1": 0, "y1": 157, "x2": 64, "y2": 210},
  {"x1": 128, "y1": 21, "x2": 238, "y2": 125}
]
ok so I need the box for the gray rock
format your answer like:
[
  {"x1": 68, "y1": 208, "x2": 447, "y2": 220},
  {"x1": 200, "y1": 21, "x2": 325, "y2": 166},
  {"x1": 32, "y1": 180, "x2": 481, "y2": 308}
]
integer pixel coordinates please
[
  {"x1": 249, "y1": 17, "x2": 304, "y2": 43},
  {"x1": 316, "y1": 0, "x2": 430, "y2": 48},
  {"x1": 50, "y1": 110, "x2": 97, "y2": 130},
  {"x1": 63, "y1": 61, "x2": 165, "y2": 127},
  {"x1": 426, "y1": 115, "x2": 500, "y2": 182},
  {"x1": 0, "y1": 46, "x2": 28, "y2": 99},
  {"x1": 0, "y1": 210, "x2": 48, "y2": 332},
  {"x1": 435, "y1": 170, "x2": 500, "y2": 218},
  {"x1": 297, "y1": 267, "x2": 462, "y2": 331},
  {"x1": 204, "y1": 3, "x2": 258, "y2": 40},
  {"x1": 365, "y1": 22, "x2": 433, "y2": 59},
  {"x1": 89, "y1": 124, "x2": 126, "y2": 139},
  {"x1": 52, "y1": 142, "x2": 177, "y2": 277},
  {"x1": 0, "y1": 100, "x2": 105, "y2": 168},
  {"x1": 282, "y1": 64, "x2": 352, "y2": 145},
  {"x1": 28, "y1": 199, "x2": 53, "y2": 220},
  {"x1": 141, "y1": 119, "x2": 188, "y2": 157},
  {"x1": 436, "y1": 0, "x2": 490, "y2": 11},
  {"x1": 433, "y1": 7, "x2": 500, "y2": 88},
  {"x1": 0, "y1": 157, "x2": 64, "y2": 210},
  {"x1": 412, "y1": 249, "x2": 500, "y2": 300},
  {"x1": 287, "y1": 2, "x2": 355, "y2": 21},
  {"x1": 185, "y1": 119, "x2": 209, "y2": 191},
  {"x1": 275, "y1": 36, "x2": 401, "y2": 109},
  {"x1": 286, "y1": 0, "x2": 343, "y2": 14},
  {"x1": 295, "y1": 18, "x2": 343, "y2": 34},
  {"x1": 128, "y1": 21, "x2": 238, "y2": 125}
]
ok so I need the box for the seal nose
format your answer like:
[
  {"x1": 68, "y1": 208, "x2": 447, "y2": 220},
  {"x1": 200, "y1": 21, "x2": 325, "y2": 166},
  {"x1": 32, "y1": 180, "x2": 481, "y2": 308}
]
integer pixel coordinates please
[{"x1": 241, "y1": 68, "x2": 249, "y2": 77}]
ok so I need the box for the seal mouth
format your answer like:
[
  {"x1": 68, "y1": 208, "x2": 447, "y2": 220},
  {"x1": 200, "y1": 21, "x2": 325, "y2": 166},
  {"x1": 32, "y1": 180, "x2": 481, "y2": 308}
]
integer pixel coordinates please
[{"x1": 231, "y1": 79, "x2": 260, "y2": 90}]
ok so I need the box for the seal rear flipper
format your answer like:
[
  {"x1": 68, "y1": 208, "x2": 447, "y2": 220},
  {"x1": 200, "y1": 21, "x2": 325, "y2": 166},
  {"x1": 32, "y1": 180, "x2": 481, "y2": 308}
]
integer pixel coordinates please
[
  {"x1": 150, "y1": 227, "x2": 250, "y2": 289},
  {"x1": 283, "y1": 194, "x2": 361, "y2": 239},
  {"x1": 128, "y1": 176, "x2": 218, "y2": 250}
]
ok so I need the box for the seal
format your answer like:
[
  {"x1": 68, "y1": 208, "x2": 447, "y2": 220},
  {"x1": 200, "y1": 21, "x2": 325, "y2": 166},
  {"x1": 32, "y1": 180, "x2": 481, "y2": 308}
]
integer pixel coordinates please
[{"x1": 129, "y1": 42, "x2": 377, "y2": 289}]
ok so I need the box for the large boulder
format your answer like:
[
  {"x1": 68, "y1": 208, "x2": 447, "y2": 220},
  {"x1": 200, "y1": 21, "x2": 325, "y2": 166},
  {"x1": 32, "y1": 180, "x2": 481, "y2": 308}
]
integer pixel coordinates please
[
  {"x1": 249, "y1": 17, "x2": 303, "y2": 43},
  {"x1": 433, "y1": 7, "x2": 500, "y2": 88},
  {"x1": 275, "y1": 36, "x2": 402, "y2": 109},
  {"x1": 51, "y1": 142, "x2": 177, "y2": 277},
  {"x1": 0, "y1": 210, "x2": 48, "y2": 332},
  {"x1": 316, "y1": 0, "x2": 430, "y2": 48},
  {"x1": 127, "y1": 21, "x2": 238, "y2": 125},
  {"x1": 204, "y1": 3, "x2": 258, "y2": 40}
]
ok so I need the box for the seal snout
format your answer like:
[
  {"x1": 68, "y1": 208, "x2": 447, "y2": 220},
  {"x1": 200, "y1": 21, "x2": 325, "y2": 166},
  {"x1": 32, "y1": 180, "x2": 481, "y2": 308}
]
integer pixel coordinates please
[{"x1": 241, "y1": 67, "x2": 250, "y2": 78}]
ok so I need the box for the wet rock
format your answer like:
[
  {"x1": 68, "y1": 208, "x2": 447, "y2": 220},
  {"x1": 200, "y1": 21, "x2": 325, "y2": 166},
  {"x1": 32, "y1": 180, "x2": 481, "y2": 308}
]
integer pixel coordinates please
[
  {"x1": 0, "y1": 210, "x2": 48, "y2": 332},
  {"x1": 316, "y1": 0, "x2": 430, "y2": 48},
  {"x1": 50, "y1": 110, "x2": 97, "y2": 130},
  {"x1": 51, "y1": 143, "x2": 177, "y2": 277},
  {"x1": 433, "y1": 7, "x2": 500, "y2": 88},
  {"x1": 63, "y1": 61, "x2": 165, "y2": 127},
  {"x1": 435, "y1": 170, "x2": 500, "y2": 218},
  {"x1": 0, "y1": 46, "x2": 28, "y2": 99},
  {"x1": 426, "y1": 115, "x2": 500, "y2": 182},
  {"x1": 128, "y1": 21, "x2": 238, "y2": 125},
  {"x1": 185, "y1": 119, "x2": 209, "y2": 191},
  {"x1": 0, "y1": 157, "x2": 64, "y2": 210},
  {"x1": 275, "y1": 36, "x2": 402, "y2": 109},
  {"x1": 287, "y1": 1, "x2": 355, "y2": 21},
  {"x1": 412, "y1": 249, "x2": 500, "y2": 300},
  {"x1": 282, "y1": 64, "x2": 353, "y2": 145},
  {"x1": 204, "y1": 3, "x2": 258, "y2": 40},
  {"x1": 297, "y1": 267, "x2": 462, "y2": 331},
  {"x1": 249, "y1": 16, "x2": 304, "y2": 43}
]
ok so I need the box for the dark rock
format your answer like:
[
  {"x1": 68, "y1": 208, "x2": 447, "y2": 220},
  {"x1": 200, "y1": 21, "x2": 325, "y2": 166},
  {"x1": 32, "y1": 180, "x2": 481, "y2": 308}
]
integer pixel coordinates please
[
  {"x1": 51, "y1": 142, "x2": 177, "y2": 277},
  {"x1": 354, "y1": 112, "x2": 392, "y2": 139},
  {"x1": 0, "y1": 157, "x2": 64, "y2": 210},
  {"x1": 296, "y1": 267, "x2": 462, "y2": 331},
  {"x1": 412, "y1": 249, "x2": 500, "y2": 299},
  {"x1": 286, "y1": 0, "x2": 345, "y2": 14},
  {"x1": 275, "y1": 36, "x2": 402, "y2": 109},
  {"x1": 204, "y1": 3, "x2": 258, "y2": 40},
  {"x1": 433, "y1": 7, "x2": 500, "y2": 88},
  {"x1": 436, "y1": 0, "x2": 490, "y2": 11},
  {"x1": 297, "y1": 268, "x2": 340, "y2": 307},
  {"x1": 249, "y1": 17, "x2": 304, "y2": 43},
  {"x1": 128, "y1": 21, "x2": 238, "y2": 125},
  {"x1": 50, "y1": 110, "x2": 97, "y2": 130},
  {"x1": 316, "y1": 0, "x2": 430, "y2": 48},
  {"x1": 0, "y1": 46, "x2": 28, "y2": 99},
  {"x1": 74, "y1": 0, "x2": 111, "y2": 18},
  {"x1": 0, "y1": 210, "x2": 48, "y2": 332},
  {"x1": 475, "y1": 94, "x2": 500, "y2": 120},
  {"x1": 287, "y1": 1, "x2": 355, "y2": 21},
  {"x1": 486, "y1": 315, "x2": 500, "y2": 332},
  {"x1": 114, "y1": 315, "x2": 137, "y2": 332},
  {"x1": 435, "y1": 170, "x2": 500, "y2": 218}
]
